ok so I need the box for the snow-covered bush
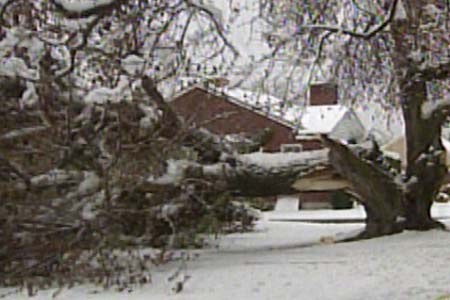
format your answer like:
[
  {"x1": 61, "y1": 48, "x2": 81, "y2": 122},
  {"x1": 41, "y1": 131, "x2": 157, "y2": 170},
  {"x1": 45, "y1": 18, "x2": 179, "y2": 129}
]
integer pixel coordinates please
[{"x1": 0, "y1": 85, "x2": 259, "y2": 292}]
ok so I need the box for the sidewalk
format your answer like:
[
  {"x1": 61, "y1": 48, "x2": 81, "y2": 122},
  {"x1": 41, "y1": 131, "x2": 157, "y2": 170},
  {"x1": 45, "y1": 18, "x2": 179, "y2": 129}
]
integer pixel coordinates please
[{"x1": 265, "y1": 202, "x2": 450, "y2": 223}]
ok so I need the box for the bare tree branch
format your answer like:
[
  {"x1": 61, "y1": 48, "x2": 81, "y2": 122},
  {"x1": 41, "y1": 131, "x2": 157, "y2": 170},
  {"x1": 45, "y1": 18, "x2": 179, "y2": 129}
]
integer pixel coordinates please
[
  {"x1": 0, "y1": 153, "x2": 31, "y2": 186},
  {"x1": 0, "y1": 0, "x2": 15, "y2": 27},
  {"x1": 187, "y1": 0, "x2": 239, "y2": 57},
  {"x1": 140, "y1": 76, "x2": 231, "y2": 163},
  {"x1": 297, "y1": 0, "x2": 399, "y2": 40}
]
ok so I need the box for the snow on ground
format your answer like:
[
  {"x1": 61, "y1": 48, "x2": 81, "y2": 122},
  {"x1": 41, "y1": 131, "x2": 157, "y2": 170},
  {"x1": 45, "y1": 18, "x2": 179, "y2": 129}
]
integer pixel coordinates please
[
  {"x1": 4, "y1": 206, "x2": 450, "y2": 300},
  {"x1": 268, "y1": 202, "x2": 450, "y2": 222}
]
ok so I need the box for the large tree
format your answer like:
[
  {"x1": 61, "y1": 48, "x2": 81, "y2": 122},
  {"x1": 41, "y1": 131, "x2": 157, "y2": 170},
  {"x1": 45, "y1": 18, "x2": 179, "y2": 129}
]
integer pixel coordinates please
[{"x1": 252, "y1": 0, "x2": 449, "y2": 234}]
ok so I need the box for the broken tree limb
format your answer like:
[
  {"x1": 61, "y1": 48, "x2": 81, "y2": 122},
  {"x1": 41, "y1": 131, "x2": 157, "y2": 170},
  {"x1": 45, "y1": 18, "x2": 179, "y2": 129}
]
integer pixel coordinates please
[
  {"x1": 141, "y1": 76, "x2": 232, "y2": 163},
  {"x1": 143, "y1": 150, "x2": 331, "y2": 197}
]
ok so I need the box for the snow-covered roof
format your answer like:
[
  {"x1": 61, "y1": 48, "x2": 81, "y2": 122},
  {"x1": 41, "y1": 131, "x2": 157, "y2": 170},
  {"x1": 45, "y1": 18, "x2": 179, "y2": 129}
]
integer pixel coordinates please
[
  {"x1": 217, "y1": 87, "x2": 352, "y2": 135},
  {"x1": 172, "y1": 81, "x2": 352, "y2": 134},
  {"x1": 353, "y1": 102, "x2": 404, "y2": 143},
  {"x1": 297, "y1": 105, "x2": 348, "y2": 134},
  {"x1": 219, "y1": 87, "x2": 303, "y2": 127}
]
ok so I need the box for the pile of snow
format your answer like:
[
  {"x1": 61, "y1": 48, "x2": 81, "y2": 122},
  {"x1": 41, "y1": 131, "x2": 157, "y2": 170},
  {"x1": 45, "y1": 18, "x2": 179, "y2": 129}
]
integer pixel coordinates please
[{"x1": 4, "y1": 208, "x2": 450, "y2": 300}]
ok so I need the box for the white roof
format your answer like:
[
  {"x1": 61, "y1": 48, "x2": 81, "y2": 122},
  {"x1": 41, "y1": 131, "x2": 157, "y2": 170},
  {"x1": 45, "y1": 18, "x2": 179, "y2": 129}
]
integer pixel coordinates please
[
  {"x1": 213, "y1": 87, "x2": 350, "y2": 134},
  {"x1": 220, "y1": 87, "x2": 303, "y2": 126},
  {"x1": 298, "y1": 105, "x2": 348, "y2": 134}
]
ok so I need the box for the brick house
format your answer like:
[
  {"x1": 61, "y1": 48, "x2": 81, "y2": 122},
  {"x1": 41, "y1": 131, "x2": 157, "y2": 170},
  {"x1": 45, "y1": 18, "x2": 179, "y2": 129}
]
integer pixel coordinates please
[
  {"x1": 169, "y1": 80, "x2": 367, "y2": 209},
  {"x1": 170, "y1": 83, "x2": 297, "y2": 152}
]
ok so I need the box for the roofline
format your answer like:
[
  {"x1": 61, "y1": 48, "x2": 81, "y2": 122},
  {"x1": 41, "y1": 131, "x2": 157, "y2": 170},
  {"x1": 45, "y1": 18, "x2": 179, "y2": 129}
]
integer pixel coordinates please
[
  {"x1": 170, "y1": 84, "x2": 298, "y2": 130},
  {"x1": 294, "y1": 108, "x2": 362, "y2": 139},
  {"x1": 169, "y1": 84, "x2": 362, "y2": 136}
]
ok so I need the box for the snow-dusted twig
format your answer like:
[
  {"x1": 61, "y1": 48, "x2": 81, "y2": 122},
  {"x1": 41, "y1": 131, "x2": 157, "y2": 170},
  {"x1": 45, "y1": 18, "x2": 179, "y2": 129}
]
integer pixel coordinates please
[{"x1": 0, "y1": 126, "x2": 48, "y2": 141}]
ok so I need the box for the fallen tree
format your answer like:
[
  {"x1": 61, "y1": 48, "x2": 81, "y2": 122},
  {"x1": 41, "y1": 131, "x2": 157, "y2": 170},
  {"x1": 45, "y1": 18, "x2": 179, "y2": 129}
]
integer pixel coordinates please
[
  {"x1": 141, "y1": 81, "x2": 448, "y2": 239},
  {"x1": 1, "y1": 0, "x2": 449, "y2": 293}
]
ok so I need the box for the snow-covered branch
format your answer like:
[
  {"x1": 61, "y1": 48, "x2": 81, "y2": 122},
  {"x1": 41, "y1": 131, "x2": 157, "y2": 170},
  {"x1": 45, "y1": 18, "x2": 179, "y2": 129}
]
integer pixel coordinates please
[
  {"x1": 0, "y1": 126, "x2": 48, "y2": 141},
  {"x1": 418, "y1": 60, "x2": 450, "y2": 81},
  {"x1": 52, "y1": 0, "x2": 119, "y2": 18},
  {"x1": 144, "y1": 150, "x2": 331, "y2": 197},
  {"x1": 0, "y1": 57, "x2": 39, "y2": 81},
  {"x1": 421, "y1": 95, "x2": 450, "y2": 119}
]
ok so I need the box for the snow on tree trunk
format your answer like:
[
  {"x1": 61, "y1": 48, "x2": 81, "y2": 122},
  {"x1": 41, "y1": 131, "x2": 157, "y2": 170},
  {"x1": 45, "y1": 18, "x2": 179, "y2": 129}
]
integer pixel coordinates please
[{"x1": 143, "y1": 150, "x2": 331, "y2": 197}]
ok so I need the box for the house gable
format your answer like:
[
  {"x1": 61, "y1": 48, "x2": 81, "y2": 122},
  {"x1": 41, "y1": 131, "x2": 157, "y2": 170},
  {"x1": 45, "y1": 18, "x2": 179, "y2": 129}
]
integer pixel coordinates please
[
  {"x1": 329, "y1": 110, "x2": 366, "y2": 143},
  {"x1": 169, "y1": 87, "x2": 297, "y2": 152}
]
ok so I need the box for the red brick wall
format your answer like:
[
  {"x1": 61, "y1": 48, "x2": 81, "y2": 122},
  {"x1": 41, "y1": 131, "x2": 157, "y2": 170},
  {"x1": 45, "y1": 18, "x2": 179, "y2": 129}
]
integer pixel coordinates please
[
  {"x1": 299, "y1": 191, "x2": 331, "y2": 203},
  {"x1": 170, "y1": 87, "x2": 298, "y2": 152},
  {"x1": 310, "y1": 83, "x2": 338, "y2": 106},
  {"x1": 297, "y1": 139, "x2": 323, "y2": 151}
]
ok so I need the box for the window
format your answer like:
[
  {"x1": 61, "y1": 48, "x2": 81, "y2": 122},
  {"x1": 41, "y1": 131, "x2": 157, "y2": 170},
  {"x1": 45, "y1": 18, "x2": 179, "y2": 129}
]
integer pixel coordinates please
[{"x1": 280, "y1": 144, "x2": 303, "y2": 153}]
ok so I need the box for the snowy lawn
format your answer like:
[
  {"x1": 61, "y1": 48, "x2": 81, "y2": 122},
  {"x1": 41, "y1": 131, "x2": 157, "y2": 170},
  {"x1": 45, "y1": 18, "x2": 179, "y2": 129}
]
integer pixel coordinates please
[{"x1": 3, "y1": 207, "x2": 450, "y2": 300}]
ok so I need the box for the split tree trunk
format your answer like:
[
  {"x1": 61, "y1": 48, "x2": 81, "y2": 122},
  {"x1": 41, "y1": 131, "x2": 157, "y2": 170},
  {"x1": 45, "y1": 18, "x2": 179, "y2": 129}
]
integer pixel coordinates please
[{"x1": 323, "y1": 137, "x2": 404, "y2": 238}]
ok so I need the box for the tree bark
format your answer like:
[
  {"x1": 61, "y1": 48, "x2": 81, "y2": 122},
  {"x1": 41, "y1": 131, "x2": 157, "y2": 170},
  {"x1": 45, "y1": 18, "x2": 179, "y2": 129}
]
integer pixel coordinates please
[
  {"x1": 399, "y1": 79, "x2": 446, "y2": 230},
  {"x1": 389, "y1": 2, "x2": 448, "y2": 230},
  {"x1": 142, "y1": 150, "x2": 331, "y2": 197},
  {"x1": 322, "y1": 137, "x2": 404, "y2": 238}
]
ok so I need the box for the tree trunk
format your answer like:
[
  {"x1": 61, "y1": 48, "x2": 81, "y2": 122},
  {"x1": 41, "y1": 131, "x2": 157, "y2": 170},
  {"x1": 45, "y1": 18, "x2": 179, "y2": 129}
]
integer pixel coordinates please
[
  {"x1": 389, "y1": 6, "x2": 448, "y2": 230},
  {"x1": 142, "y1": 150, "x2": 331, "y2": 197},
  {"x1": 322, "y1": 137, "x2": 404, "y2": 238},
  {"x1": 400, "y1": 81, "x2": 446, "y2": 230}
]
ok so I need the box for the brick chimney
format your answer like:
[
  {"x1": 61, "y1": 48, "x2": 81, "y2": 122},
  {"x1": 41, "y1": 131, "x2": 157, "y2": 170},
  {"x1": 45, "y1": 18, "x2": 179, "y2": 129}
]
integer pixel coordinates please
[{"x1": 309, "y1": 82, "x2": 338, "y2": 106}]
